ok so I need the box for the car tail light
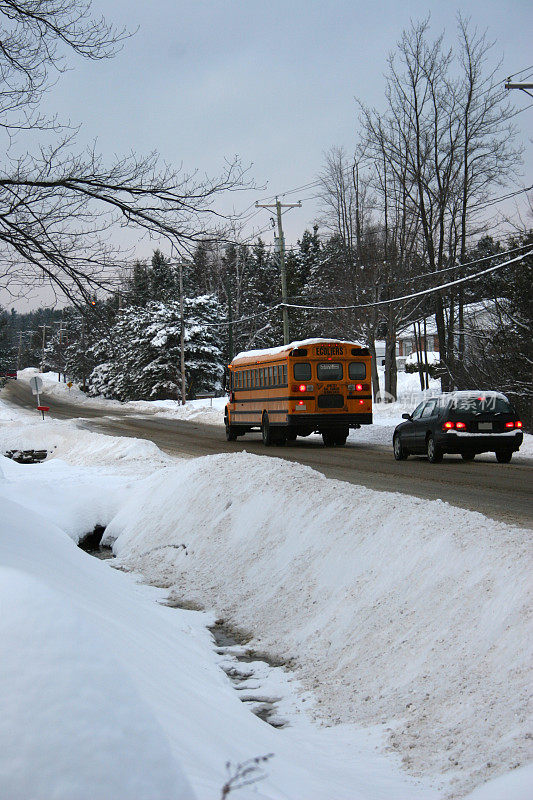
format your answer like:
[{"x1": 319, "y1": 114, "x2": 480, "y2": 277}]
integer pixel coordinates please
[
  {"x1": 505, "y1": 421, "x2": 514, "y2": 428},
  {"x1": 443, "y1": 421, "x2": 467, "y2": 430},
  {"x1": 516, "y1": 421, "x2": 523, "y2": 428}
]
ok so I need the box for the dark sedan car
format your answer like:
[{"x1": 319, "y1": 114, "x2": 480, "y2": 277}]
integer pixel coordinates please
[{"x1": 393, "y1": 391, "x2": 523, "y2": 463}]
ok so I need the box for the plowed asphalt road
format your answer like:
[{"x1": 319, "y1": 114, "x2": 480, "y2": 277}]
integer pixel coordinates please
[{"x1": 3, "y1": 379, "x2": 532, "y2": 528}]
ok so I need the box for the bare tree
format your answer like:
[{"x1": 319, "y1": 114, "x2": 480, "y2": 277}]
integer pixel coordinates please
[
  {"x1": 317, "y1": 146, "x2": 384, "y2": 398},
  {"x1": 0, "y1": 1, "x2": 249, "y2": 307},
  {"x1": 360, "y1": 17, "x2": 521, "y2": 390},
  {"x1": 454, "y1": 14, "x2": 522, "y2": 360}
]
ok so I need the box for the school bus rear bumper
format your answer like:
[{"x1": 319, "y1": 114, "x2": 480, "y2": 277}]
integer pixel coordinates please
[{"x1": 287, "y1": 413, "x2": 373, "y2": 427}]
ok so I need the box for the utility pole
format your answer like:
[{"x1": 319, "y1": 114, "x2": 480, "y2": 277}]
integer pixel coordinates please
[
  {"x1": 255, "y1": 197, "x2": 302, "y2": 345},
  {"x1": 39, "y1": 325, "x2": 47, "y2": 372},
  {"x1": 178, "y1": 260, "x2": 186, "y2": 405},
  {"x1": 81, "y1": 317, "x2": 87, "y2": 392},
  {"x1": 58, "y1": 316, "x2": 63, "y2": 382},
  {"x1": 17, "y1": 332, "x2": 23, "y2": 371}
]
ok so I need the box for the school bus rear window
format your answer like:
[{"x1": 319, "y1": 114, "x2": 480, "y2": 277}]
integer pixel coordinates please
[
  {"x1": 294, "y1": 362, "x2": 311, "y2": 381},
  {"x1": 317, "y1": 362, "x2": 343, "y2": 380},
  {"x1": 349, "y1": 362, "x2": 366, "y2": 379}
]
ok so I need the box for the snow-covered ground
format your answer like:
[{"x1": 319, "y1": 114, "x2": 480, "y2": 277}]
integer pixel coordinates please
[
  {"x1": 14, "y1": 367, "x2": 533, "y2": 459},
  {"x1": 0, "y1": 397, "x2": 531, "y2": 799}
]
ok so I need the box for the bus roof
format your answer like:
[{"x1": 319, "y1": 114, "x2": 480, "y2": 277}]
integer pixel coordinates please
[{"x1": 232, "y1": 338, "x2": 365, "y2": 366}]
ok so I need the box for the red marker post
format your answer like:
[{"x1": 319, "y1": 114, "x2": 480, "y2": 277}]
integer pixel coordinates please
[{"x1": 37, "y1": 406, "x2": 50, "y2": 420}]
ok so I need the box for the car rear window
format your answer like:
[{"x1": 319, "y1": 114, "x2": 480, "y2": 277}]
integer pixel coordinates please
[
  {"x1": 317, "y1": 362, "x2": 343, "y2": 381},
  {"x1": 294, "y1": 362, "x2": 311, "y2": 381},
  {"x1": 450, "y1": 396, "x2": 513, "y2": 415},
  {"x1": 349, "y1": 362, "x2": 366, "y2": 380}
]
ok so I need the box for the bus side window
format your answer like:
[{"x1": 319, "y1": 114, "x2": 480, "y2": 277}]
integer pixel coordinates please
[
  {"x1": 246, "y1": 370, "x2": 250, "y2": 389},
  {"x1": 254, "y1": 369, "x2": 258, "y2": 387},
  {"x1": 268, "y1": 367, "x2": 273, "y2": 385},
  {"x1": 276, "y1": 365, "x2": 280, "y2": 385},
  {"x1": 282, "y1": 364, "x2": 287, "y2": 385}
]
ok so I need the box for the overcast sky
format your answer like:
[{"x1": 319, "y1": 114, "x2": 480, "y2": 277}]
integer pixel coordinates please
[{"x1": 8, "y1": 0, "x2": 533, "y2": 310}]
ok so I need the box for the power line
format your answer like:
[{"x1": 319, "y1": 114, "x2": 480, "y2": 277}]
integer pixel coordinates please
[
  {"x1": 283, "y1": 250, "x2": 531, "y2": 312},
  {"x1": 200, "y1": 248, "x2": 531, "y2": 329},
  {"x1": 506, "y1": 65, "x2": 533, "y2": 81}
]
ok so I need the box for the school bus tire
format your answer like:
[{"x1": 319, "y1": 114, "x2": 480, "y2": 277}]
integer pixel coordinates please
[
  {"x1": 261, "y1": 412, "x2": 272, "y2": 446},
  {"x1": 224, "y1": 416, "x2": 238, "y2": 441},
  {"x1": 322, "y1": 431, "x2": 335, "y2": 447},
  {"x1": 333, "y1": 433, "x2": 348, "y2": 447}
]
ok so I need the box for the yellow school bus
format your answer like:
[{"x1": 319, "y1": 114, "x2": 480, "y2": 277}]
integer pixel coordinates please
[{"x1": 224, "y1": 338, "x2": 372, "y2": 446}]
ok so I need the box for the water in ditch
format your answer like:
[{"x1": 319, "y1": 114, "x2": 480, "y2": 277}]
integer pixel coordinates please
[{"x1": 79, "y1": 526, "x2": 292, "y2": 730}]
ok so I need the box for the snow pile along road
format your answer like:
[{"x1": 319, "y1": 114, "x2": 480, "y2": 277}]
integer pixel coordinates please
[
  {"x1": 1, "y1": 408, "x2": 446, "y2": 800},
  {"x1": 105, "y1": 452, "x2": 533, "y2": 798}
]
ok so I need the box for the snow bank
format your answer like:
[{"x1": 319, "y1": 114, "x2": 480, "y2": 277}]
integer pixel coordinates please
[
  {"x1": 0, "y1": 563, "x2": 192, "y2": 800},
  {"x1": 0, "y1": 413, "x2": 174, "y2": 541},
  {"x1": 1, "y1": 402, "x2": 443, "y2": 799},
  {"x1": 0, "y1": 499, "x2": 195, "y2": 800},
  {"x1": 105, "y1": 452, "x2": 533, "y2": 798}
]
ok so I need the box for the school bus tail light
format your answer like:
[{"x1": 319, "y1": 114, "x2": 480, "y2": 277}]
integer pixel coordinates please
[{"x1": 291, "y1": 384, "x2": 313, "y2": 393}]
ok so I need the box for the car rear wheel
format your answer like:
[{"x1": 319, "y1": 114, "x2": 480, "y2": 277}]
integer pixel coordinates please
[
  {"x1": 461, "y1": 452, "x2": 475, "y2": 461},
  {"x1": 495, "y1": 450, "x2": 513, "y2": 463},
  {"x1": 427, "y1": 435, "x2": 443, "y2": 463},
  {"x1": 393, "y1": 434, "x2": 408, "y2": 460}
]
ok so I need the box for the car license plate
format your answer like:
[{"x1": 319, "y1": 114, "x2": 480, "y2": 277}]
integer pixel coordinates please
[{"x1": 478, "y1": 422, "x2": 492, "y2": 431}]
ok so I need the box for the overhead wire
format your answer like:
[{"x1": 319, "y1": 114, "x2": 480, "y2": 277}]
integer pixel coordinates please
[
  {"x1": 200, "y1": 248, "x2": 531, "y2": 328},
  {"x1": 506, "y1": 65, "x2": 533, "y2": 80},
  {"x1": 283, "y1": 249, "x2": 532, "y2": 312}
]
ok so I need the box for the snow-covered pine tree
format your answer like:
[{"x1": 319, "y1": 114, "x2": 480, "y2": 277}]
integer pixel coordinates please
[
  {"x1": 183, "y1": 294, "x2": 224, "y2": 397},
  {"x1": 88, "y1": 294, "x2": 224, "y2": 401},
  {"x1": 150, "y1": 250, "x2": 177, "y2": 303},
  {"x1": 141, "y1": 302, "x2": 182, "y2": 400}
]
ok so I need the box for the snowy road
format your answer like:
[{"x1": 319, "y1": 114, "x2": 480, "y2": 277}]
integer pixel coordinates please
[{"x1": 3, "y1": 379, "x2": 533, "y2": 528}]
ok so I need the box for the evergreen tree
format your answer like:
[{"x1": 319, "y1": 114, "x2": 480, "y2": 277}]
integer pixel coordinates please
[{"x1": 150, "y1": 249, "x2": 177, "y2": 302}]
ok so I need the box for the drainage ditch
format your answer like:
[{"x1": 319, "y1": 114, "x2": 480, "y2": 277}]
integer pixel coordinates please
[
  {"x1": 208, "y1": 617, "x2": 289, "y2": 729},
  {"x1": 78, "y1": 525, "x2": 114, "y2": 560},
  {"x1": 79, "y1": 529, "x2": 291, "y2": 730}
]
